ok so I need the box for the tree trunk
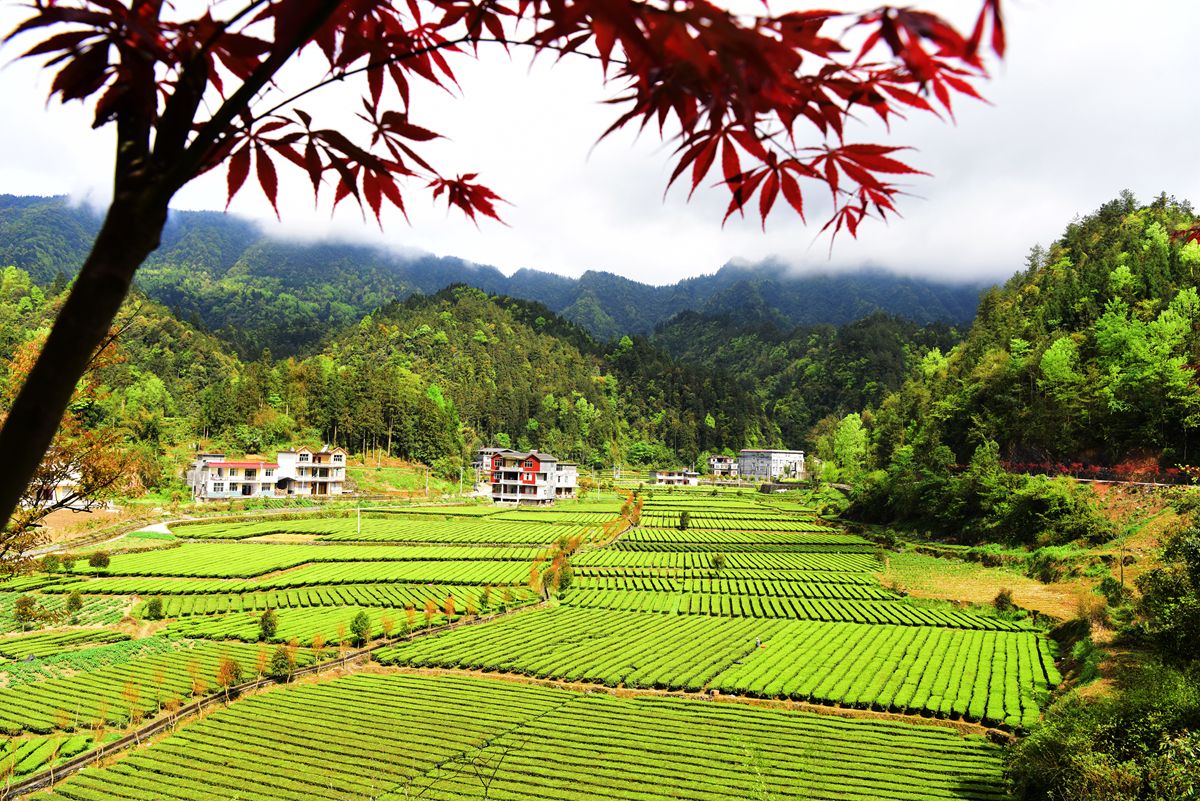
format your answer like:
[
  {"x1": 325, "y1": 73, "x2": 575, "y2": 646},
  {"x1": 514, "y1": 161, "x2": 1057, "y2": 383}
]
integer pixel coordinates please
[{"x1": 0, "y1": 189, "x2": 169, "y2": 532}]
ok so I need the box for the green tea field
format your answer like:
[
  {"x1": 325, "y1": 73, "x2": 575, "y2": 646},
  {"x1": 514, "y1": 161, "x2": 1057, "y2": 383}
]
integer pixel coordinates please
[{"x1": 0, "y1": 490, "x2": 1060, "y2": 798}]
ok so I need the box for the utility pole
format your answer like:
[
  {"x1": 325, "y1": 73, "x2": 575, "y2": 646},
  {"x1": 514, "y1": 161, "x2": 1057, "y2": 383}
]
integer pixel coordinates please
[{"x1": 357, "y1": 504, "x2": 361, "y2": 537}]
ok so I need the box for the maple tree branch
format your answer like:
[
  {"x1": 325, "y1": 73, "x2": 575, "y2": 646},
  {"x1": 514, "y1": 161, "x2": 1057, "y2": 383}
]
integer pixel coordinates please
[
  {"x1": 170, "y1": 0, "x2": 346, "y2": 189},
  {"x1": 239, "y1": 34, "x2": 626, "y2": 133}
]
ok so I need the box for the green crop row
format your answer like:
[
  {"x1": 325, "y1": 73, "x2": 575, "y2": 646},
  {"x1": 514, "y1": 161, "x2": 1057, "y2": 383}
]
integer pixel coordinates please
[
  {"x1": 0, "y1": 638, "x2": 181, "y2": 687},
  {"x1": 573, "y1": 549, "x2": 879, "y2": 572},
  {"x1": 50, "y1": 560, "x2": 533, "y2": 596},
  {"x1": 0, "y1": 593, "x2": 128, "y2": 635},
  {"x1": 375, "y1": 607, "x2": 1057, "y2": 728},
  {"x1": 166, "y1": 606, "x2": 453, "y2": 646},
  {"x1": 0, "y1": 638, "x2": 316, "y2": 735},
  {"x1": 171, "y1": 517, "x2": 578, "y2": 543},
  {"x1": 638, "y1": 514, "x2": 832, "y2": 532},
  {"x1": 31, "y1": 672, "x2": 1008, "y2": 801},
  {"x1": 0, "y1": 630, "x2": 129, "y2": 661},
  {"x1": 571, "y1": 575, "x2": 895, "y2": 599},
  {"x1": 559, "y1": 590, "x2": 1025, "y2": 630},
  {"x1": 71, "y1": 542, "x2": 543, "y2": 579},
  {"x1": 1, "y1": 733, "x2": 97, "y2": 780},
  {"x1": 620, "y1": 528, "x2": 865, "y2": 545},
  {"x1": 137, "y1": 584, "x2": 538, "y2": 618}
]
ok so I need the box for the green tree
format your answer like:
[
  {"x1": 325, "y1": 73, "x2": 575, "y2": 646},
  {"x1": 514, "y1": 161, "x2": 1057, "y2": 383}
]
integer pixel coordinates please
[
  {"x1": 349, "y1": 611, "x2": 371, "y2": 647},
  {"x1": 267, "y1": 644, "x2": 295, "y2": 681},
  {"x1": 1136, "y1": 525, "x2": 1200, "y2": 662},
  {"x1": 832, "y1": 413, "x2": 868, "y2": 478},
  {"x1": 259, "y1": 608, "x2": 278, "y2": 642},
  {"x1": 87, "y1": 551, "x2": 110, "y2": 570},
  {"x1": 12, "y1": 594, "x2": 40, "y2": 630},
  {"x1": 65, "y1": 590, "x2": 83, "y2": 620},
  {"x1": 145, "y1": 597, "x2": 164, "y2": 621}
]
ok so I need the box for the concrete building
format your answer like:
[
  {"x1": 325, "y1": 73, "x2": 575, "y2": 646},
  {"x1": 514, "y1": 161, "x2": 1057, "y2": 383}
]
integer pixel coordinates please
[
  {"x1": 189, "y1": 446, "x2": 348, "y2": 500},
  {"x1": 651, "y1": 470, "x2": 700, "y2": 486},
  {"x1": 483, "y1": 448, "x2": 577, "y2": 504},
  {"x1": 276, "y1": 447, "x2": 348, "y2": 496},
  {"x1": 737, "y1": 449, "x2": 806, "y2": 480},
  {"x1": 708, "y1": 455, "x2": 738, "y2": 478},
  {"x1": 188, "y1": 453, "x2": 279, "y2": 501}
]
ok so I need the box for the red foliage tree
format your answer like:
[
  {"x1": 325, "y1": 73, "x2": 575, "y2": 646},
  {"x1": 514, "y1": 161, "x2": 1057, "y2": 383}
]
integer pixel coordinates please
[{"x1": 0, "y1": 0, "x2": 1003, "y2": 535}]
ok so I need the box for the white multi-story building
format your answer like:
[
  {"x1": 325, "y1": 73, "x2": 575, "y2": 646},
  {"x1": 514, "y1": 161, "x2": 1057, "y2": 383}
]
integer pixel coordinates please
[
  {"x1": 708, "y1": 455, "x2": 738, "y2": 478},
  {"x1": 737, "y1": 449, "x2": 806, "y2": 480},
  {"x1": 276, "y1": 447, "x2": 348, "y2": 496},
  {"x1": 651, "y1": 470, "x2": 700, "y2": 486},
  {"x1": 482, "y1": 449, "x2": 576, "y2": 504},
  {"x1": 189, "y1": 446, "x2": 348, "y2": 501},
  {"x1": 188, "y1": 453, "x2": 280, "y2": 500}
]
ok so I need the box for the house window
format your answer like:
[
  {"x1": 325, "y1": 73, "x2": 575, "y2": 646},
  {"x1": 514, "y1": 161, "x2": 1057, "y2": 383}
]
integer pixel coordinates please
[
  {"x1": 212, "y1": 482, "x2": 224, "y2": 492},
  {"x1": 228, "y1": 483, "x2": 238, "y2": 491},
  {"x1": 228, "y1": 468, "x2": 239, "y2": 477},
  {"x1": 524, "y1": 460, "x2": 533, "y2": 468},
  {"x1": 333, "y1": 453, "x2": 343, "y2": 463},
  {"x1": 299, "y1": 453, "x2": 310, "y2": 463},
  {"x1": 264, "y1": 469, "x2": 273, "y2": 477}
]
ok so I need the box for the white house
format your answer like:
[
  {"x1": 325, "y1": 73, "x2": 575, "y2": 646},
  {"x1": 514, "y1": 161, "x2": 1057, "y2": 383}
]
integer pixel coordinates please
[
  {"x1": 188, "y1": 453, "x2": 279, "y2": 500},
  {"x1": 651, "y1": 470, "x2": 700, "y2": 486},
  {"x1": 708, "y1": 455, "x2": 738, "y2": 478},
  {"x1": 189, "y1": 446, "x2": 348, "y2": 501},
  {"x1": 276, "y1": 447, "x2": 348, "y2": 496},
  {"x1": 737, "y1": 449, "x2": 806, "y2": 480}
]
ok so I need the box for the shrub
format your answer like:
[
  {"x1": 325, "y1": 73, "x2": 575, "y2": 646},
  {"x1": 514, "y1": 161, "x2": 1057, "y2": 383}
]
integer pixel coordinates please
[
  {"x1": 259, "y1": 608, "x2": 278, "y2": 642},
  {"x1": 679, "y1": 511, "x2": 690, "y2": 531},
  {"x1": 993, "y1": 588, "x2": 1016, "y2": 613},
  {"x1": 40, "y1": 554, "x2": 61, "y2": 573},
  {"x1": 1135, "y1": 525, "x2": 1200, "y2": 662},
  {"x1": 1007, "y1": 661, "x2": 1200, "y2": 801},
  {"x1": 349, "y1": 611, "x2": 371, "y2": 646},
  {"x1": 711, "y1": 552, "x2": 727, "y2": 571},
  {"x1": 88, "y1": 551, "x2": 110, "y2": 569},
  {"x1": 145, "y1": 597, "x2": 164, "y2": 620}
]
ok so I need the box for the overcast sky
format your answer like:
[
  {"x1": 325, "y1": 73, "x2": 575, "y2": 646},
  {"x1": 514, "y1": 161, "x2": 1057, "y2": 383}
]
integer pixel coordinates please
[{"x1": 1, "y1": 1, "x2": 1197, "y2": 286}]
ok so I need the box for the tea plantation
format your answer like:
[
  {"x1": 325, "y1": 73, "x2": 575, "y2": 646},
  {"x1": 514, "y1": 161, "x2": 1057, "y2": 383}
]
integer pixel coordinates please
[{"x1": 0, "y1": 490, "x2": 1059, "y2": 798}]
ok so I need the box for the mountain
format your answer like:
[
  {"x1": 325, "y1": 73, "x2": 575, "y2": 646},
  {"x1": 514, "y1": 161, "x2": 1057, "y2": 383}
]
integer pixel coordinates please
[
  {"x1": 0, "y1": 195, "x2": 987, "y2": 357},
  {"x1": 864, "y1": 191, "x2": 1200, "y2": 471},
  {"x1": 651, "y1": 309, "x2": 962, "y2": 448}
]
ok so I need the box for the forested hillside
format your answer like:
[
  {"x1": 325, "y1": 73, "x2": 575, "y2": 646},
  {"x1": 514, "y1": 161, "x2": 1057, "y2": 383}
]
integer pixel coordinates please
[
  {"x1": 653, "y1": 310, "x2": 960, "y2": 448},
  {"x1": 0, "y1": 195, "x2": 984, "y2": 355},
  {"x1": 867, "y1": 192, "x2": 1200, "y2": 472},
  {"x1": 0, "y1": 268, "x2": 779, "y2": 488}
]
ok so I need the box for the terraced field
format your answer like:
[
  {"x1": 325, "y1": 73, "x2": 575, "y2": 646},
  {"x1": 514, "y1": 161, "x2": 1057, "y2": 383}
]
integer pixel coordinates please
[
  {"x1": 172, "y1": 517, "x2": 589, "y2": 542},
  {"x1": 0, "y1": 638, "x2": 317, "y2": 734},
  {"x1": 140, "y1": 584, "x2": 538, "y2": 617},
  {"x1": 30, "y1": 673, "x2": 1009, "y2": 801},
  {"x1": 1, "y1": 490, "x2": 1062, "y2": 798},
  {"x1": 375, "y1": 607, "x2": 1055, "y2": 727}
]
